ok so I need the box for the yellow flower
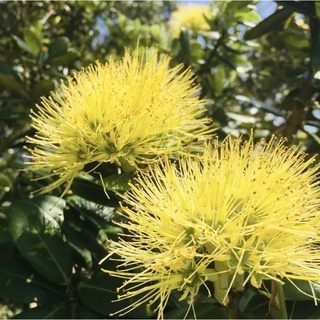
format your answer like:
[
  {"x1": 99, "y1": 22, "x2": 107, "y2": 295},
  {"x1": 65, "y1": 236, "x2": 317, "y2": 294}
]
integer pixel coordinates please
[
  {"x1": 25, "y1": 49, "x2": 213, "y2": 195},
  {"x1": 102, "y1": 133, "x2": 320, "y2": 319},
  {"x1": 170, "y1": 4, "x2": 213, "y2": 38}
]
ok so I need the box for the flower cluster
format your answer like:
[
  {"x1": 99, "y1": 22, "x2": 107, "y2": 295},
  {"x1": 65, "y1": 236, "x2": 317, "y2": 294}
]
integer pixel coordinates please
[
  {"x1": 102, "y1": 133, "x2": 320, "y2": 319},
  {"x1": 25, "y1": 49, "x2": 213, "y2": 195},
  {"x1": 170, "y1": 4, "x2": 213, "y2": 38}
]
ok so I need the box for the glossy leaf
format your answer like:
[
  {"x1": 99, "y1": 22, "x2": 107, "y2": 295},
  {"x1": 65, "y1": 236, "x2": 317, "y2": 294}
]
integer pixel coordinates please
[
  {"x1": 71, "y1": 178, "x2": 120, "y2": 207},
  {"x1": 103, "y1": 172, "x2": 134, "y2": 192},
  {"x1": 0, "y1": 253, "x2": 67, "y2": 304},
  {"x1": 4, "y1": 196, "x2": 73, "y2": 285},
  {"x1": 283, "y1": 279, "x2": 320, "y2": 301}
]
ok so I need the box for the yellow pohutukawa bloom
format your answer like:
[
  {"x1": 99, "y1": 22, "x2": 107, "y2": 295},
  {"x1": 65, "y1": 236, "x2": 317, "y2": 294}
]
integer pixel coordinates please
[
  {"x1": 102, "y1": 133, "x2": 320, "y2": 319},
  {"x1": 25, "y1": 49, "x2": 213, "y2": 195},
  {"x1": 170, "y1": 4, "x2": 213, "y2": 38}
]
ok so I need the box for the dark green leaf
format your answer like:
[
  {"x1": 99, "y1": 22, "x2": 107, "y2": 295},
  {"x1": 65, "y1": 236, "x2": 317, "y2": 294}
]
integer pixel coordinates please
[
  {"x1": 276, "y1": 1, "x2": 315, "y2": 16},
  {"x1": 311, "y1": 37, "x2": 320, "y2": 71},
  {"x1": 180, "y1": 28, "x2": 191, "y2": 55},
  {"x1": 47, "y1": 37, "x2": 70, "y2": 61},
  {"x1": 4, "y1": 196, "x2": 73, "y2": 285},
  {"x1": 165, "y1": 301, "x2": 228, "y2": 319},
  {"x1": 49, "y1": 51, "x2": 79, "y2": 66},
  {"x1": 0, "y1": 73, "x2": 25, "y2": 92},
  {"x1": 13, "y1": 302, "x2": 79, "y2": 319},
  {"x1": 78, "y1": 270, "x2": 149, "y2": 318},
  {"x1": 62, "y1": 214, "x2": 107, "y2": 259},
  {"x1": 283, "y1": 279, "x2": 320, "y2": 301},
  {"x1": 71, "y1": 178, "x2": 120, "y2": 207},
  {"x1": 238, "y1": 288, "x2": 257, "y2": 313},
  {"x1": 0, "y1": 253, "x2": 67, "y2": 304},
  {"x1": 78, "y1": 270, "x2": 121, "y2": 315},
  {"x1": 244, "y1": 8, "x2": 293, "y2": 40},
  {"x1": 32, "y1": 80, "x2": 55, "y2": 98}
]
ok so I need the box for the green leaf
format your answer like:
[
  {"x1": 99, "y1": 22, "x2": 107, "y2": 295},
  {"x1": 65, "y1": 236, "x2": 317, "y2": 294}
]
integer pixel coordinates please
[
  {"x1": 0, "y1": 73, "x2": 25, "y2": 93},
  {"x1": 23, "y1": 28, "x2": 42, "y2": 57},
  {"x1": 4, "y1": 196, "x2": 73, "y2": 285},
  {"x1": 13, "y1": 35, "x2": 33, "y2": 54},
  {"x1": 244, "y1": 8, "x2": 293, "y2": 40},
  {"x1": 78, "y1": 270, "x2": 121, "y2": 315},
  {"x1": 165, "y1": 301, "x2": 228, "y2": 319},
  {"x1": 0, "y1": 62, "x2": 25, "y2": 92},
  {"x1": 212, "y1": 65, "x2": 226, "y2": 96},
  {"x1": 316, "y1": 2, "x2": 320, "y2": 17},
  {"x1": 49, "y1": 51, "x2": 79, "y2": 66},
  {"x1": 311, "y1": 37, "x2": 320, "y2": 71},
  {"x1": 180, "y1": 28, "x2": 191, "y2": 55},
  {"x1": 238, "y1": 288, "x2": 257, "y2": 313},
  {"x1": 276, "y1": 1, "x2": 315, "y2": 16},
  {"x1": 78, "y1": 270, "x2": 148, "y2": 318},
  {"x1": 47, "y1": 37, "x2": 70, "y2": 61},
  {"x1": 62, "y1": 212, "x2": 108, "y2": 259},
  {"x1": 13, "y1": 302, "x2": 79, "y2": 319},
  {"x1": 32, "y1": 80, "x2": 55, "y2": 98},
  {"x1": 71, "y1": 178, "x2": 120, "y2": 207},
  {"x1": 0, "y1": 253, "x2": 67, "y2": 304},
  {"x1": 103, "y1": 172, "x2": 134, "y2": 192},
  {"x1": 283, "y1": 279, "x2": 320, "y2": 301}
]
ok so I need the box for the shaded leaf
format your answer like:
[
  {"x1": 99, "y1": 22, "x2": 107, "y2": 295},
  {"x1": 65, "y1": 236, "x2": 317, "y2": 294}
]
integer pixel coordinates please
[
  {"x1": 244, "y1": 8, "x2": 293, "y2": 40},
  {"x1": 283, "y1": 279, "x2": 320, "y2": 301},
  {"x1": 0, "y1": 253, "x2": 67, "y2": 304},
  {"x1": 4, "y1": 196, "x2": 73, "y2": 285},
  {"x1": 49, "y1": 51, "x2": 79, "y2": 66},
  {"x1": 165, "y1": 301, "x2": 228, "y2": 319},
  {"x1": 311, "y1": 37, "x2": 320, "y2": 71},
  {"x1": 13, "y1": 302, "x2": 79, "y2": 319},
  {"x1": 276, "y1": 1, "x2": 315, "y2": 16},
  {"x1": 78, "y1": 270, "x2": 149, "y2": 318},
  {"x1": 32, "y1": 80, "x2": 55, "y2": 98},
  {"x1": 78, "y1": 270, "x2": 122, "y2": 315},
  {"x1": 47, "y1": 37, "x2": 70, "y2": 61},
  {"x1": 71, "y1": 178, "x2": 120, "y2": 207},
  {"x1": 0, "y1": 63, "x2": 25, "y2": 92},
  {"x1": 180, "y1": 28, "x2": 191, "y2": 55}
]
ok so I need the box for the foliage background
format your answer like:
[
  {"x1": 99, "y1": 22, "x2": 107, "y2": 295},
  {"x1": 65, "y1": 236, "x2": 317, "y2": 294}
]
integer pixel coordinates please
[{"x1": 0, "y1": 1, "x2": 320, "y2": 319}]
